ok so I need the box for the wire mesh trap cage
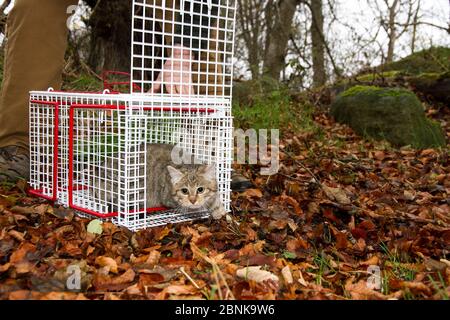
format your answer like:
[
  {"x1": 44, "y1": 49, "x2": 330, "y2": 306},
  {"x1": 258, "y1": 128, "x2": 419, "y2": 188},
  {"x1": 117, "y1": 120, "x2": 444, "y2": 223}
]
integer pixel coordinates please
[{"x1": 28, "y1": 0, "x2": 237, "y2": 231}]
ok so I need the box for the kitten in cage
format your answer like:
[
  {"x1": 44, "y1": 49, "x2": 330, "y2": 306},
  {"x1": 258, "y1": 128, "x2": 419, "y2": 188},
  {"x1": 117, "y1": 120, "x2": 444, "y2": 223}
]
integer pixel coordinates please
[{"x1": 94, "y1": 143, "x2": 226, "y2": 220}]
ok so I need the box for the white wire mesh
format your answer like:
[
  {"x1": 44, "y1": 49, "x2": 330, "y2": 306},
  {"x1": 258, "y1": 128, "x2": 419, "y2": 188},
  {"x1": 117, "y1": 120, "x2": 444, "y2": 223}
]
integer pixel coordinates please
[
  {"x1": 28, "y1": 0, "x2": 236, "y2": 231},
  {"x1": 29, "y1": 92, "x2": 233, "y2": 231},
  {"x1": 131, "y1": 0, "x2": 236, "y2": 97}
]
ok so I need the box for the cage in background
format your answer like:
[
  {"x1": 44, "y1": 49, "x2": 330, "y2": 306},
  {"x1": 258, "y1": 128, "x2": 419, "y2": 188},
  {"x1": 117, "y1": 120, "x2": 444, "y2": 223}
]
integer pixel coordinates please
[{"x1": 28, "y1": 0, "x2": 236, "y2": 231}]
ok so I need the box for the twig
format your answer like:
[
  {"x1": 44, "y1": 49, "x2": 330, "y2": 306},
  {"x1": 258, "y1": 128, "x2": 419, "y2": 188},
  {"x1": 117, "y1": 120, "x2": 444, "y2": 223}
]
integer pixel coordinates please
[
  {"x1": 285, "y1": 150, "x2": 326, "y2": 192},
  {"x1": 212, "y1": 266, "x2": 224, "y2": 300},
  {"x1": 179, "y1": 267, "x2": 201, "y2": 290},
  {"x1": 80, "y1": 60, "x2": 103, "y2": 81},
  {"x1": 190, "y1": 242, "x2": 236, "y2": 300}
]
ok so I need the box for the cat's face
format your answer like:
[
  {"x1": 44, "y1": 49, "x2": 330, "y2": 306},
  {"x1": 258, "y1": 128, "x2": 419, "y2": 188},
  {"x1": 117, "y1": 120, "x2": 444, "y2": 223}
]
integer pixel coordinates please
[{"x1": 167, "y1": 164, "x2": 218, "y2": 210}]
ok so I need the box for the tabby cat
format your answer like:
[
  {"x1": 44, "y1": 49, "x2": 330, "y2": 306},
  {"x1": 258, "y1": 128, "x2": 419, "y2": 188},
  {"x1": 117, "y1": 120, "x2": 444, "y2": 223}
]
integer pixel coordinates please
[{"x1": 95, "y1": 143, "x2": 226, "y2": 220}]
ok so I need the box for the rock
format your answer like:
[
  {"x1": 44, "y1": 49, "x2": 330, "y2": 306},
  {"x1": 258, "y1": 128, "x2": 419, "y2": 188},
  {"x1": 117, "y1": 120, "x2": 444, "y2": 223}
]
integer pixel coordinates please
[
  {"x1": 329, "y1": 47, "x2": 450, "y2": 104},
  {"x1": 381, "y1": 46, "x2": 450, "y2": 75},
  {"x1": 407, "y1": 72, "x2": 450, "y2": 104},
  {"x1": 331, "y1": 86, "x2": 446, "y2": 149}
]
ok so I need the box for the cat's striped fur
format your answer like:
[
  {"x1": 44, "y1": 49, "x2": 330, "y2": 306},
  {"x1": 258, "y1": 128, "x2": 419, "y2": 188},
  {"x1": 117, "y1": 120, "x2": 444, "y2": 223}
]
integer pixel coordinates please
[{"x1": 94, "y1": 143, "x2": 226, "y2": 219}]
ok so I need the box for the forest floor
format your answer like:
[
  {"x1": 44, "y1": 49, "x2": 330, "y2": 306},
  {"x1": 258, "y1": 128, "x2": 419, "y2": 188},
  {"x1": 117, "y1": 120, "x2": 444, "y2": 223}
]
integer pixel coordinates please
[{"x1": 0, "y1": 97, "x2": 449, "y2": 300}]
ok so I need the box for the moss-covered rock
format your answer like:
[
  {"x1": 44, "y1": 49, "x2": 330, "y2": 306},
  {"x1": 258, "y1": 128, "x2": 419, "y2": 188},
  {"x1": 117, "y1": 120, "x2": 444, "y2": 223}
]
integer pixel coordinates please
[
  {"x1": 382, "y1": 46, "x2": 450, "y2": 75},
  {"x1": 331, "y1": 86, "x2": 446, "y2": 149},
  {"x1": 408, "y1": 72, "x2": 450, "y2": 104},
  {"x1": 355, "y1": 71, "x2": 402, "y2": 82}
]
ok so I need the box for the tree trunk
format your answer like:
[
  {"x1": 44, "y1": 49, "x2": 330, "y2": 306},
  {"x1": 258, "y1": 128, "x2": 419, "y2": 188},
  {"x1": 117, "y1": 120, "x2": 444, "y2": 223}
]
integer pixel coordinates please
[
  {"x1": 310, "y1": 0, "x2": 326, "y2": 87},
  {"x1": 386, "y1": 0, "x2": 399, "y2": 64},
  {"x1": 86, "y1": 0, "x2": 132, "y2": 73},
  {"x1": 263, "y1": 0, "x2": 300, "y2": 80},
  {"x1": 237, "y1": 0, "x2": 264, "y2": 79},
  {"x1": 410, "y1": 0, "x2": 421, "y2": 54}
]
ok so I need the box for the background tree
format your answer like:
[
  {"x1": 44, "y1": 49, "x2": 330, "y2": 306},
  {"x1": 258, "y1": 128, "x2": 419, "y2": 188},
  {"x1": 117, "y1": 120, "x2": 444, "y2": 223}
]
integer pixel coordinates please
[
  {"x1": 309, "y1": 0, "x2": 326, "y2": 87},
  {"x1": 83, "y1": 0, "x2": 132, "y2": 73},
  {"x1": 262, "y1": 0, "x2": 302, "y2": 80},
  {"x1": 367, "y1": 0, "x2": 421, "y2": 63}
]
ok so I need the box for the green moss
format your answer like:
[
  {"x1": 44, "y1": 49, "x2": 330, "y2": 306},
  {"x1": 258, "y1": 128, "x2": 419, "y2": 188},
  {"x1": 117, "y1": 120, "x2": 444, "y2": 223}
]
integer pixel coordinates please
[
  {"x1": 409, "y1": 72, "x2": 442, "y2": 87},
  {"x1": 382, "y1": 46, "x2": 450, "y2": 75},
  {"x1": 233, "y1": 79, "x2": 318, "y2": 135},
  {"x1": 340, "y1": 85, "x2": 415, "y2": 98},
  {"x1": 331, "y1": 86, "x2": 446, "y2": 149},
  {"x1": 356, "y1": 71, "x2": 401, "y2": 82},
  {"x1": 62, "y1": 73, "x2": 103, "y2": 92}
]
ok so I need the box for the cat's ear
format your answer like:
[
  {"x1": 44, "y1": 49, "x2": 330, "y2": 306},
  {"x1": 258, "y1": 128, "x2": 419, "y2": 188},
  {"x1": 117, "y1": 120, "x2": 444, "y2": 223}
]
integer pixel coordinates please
[
  {"x1": 203, "y1": 164, "x2": 216, "y2": 180},
  {"x1": 167, "y1": 166, "x2": 184, "y2": 184}
]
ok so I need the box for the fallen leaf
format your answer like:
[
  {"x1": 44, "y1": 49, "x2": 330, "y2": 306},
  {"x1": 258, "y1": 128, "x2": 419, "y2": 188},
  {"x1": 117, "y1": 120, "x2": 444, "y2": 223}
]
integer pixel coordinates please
[
  {"x1": 146, "y1": 250, "x2": 161, "y2": 266},
  {"x1": 323, "y1": 185, "x2": 351, "y2": 205},
  {"x1": 87, "y1": 220, "x2": 103, "y2": 235},
  {"x1": 11, "y1": 204, "x2": 49, "y2": 216},
  {"x1": 402, "y1": 190, "x2": 415, "y2": 201},
  {"x1": 236, "y1": 266, "x2": 279, "y2": 283},
  {"x1": 94, "y1": 269, "x2": 136, "y2": 291},
  {"x1": 345, "y1": 280, "x2": 387, "y2": 300},
  {"x1": 297, "y1": 270, "x2": 308, "y2": 287},
  {"x1": 400, "y1": 281, "x2": 432, "y2": 295},
  {"x1": 8, "y1": 230, "x2": 25, "y2": 242},
  {"x1": 8, "y1": 290, "x2": 42, "y2": 300},
  {"x1": 156, "y1": 285, "x2": 198, "y2": 300},
  {"x1": 360, "y1": 255, "x2": 380, "y2": 267},
  {"x1": 95, "y1": 256, "x2": 119, "y2": 274},
  {"x1": 40, "y1": 292, "x2": 88, "y2": 300},
  {"x1": 281, "y1": 266, "x2": 293, "y2": 284},
  {"x1": 286, "y1": 238, "x2": 309, "y2": 252},
  {"x1": 244, "y1": 189, "x2": 263, "y2": 198},
  {"x1": 281, "y1": 195, "x2": 303, "y2": 215},
  {"x1": 440, "y1": 259, "x2": 450, "y2": 268},
  {"x1": 50, "y1": 207, "x2": 75, "y2": 220},
  {"x1": 0, "y1": 263, "x2": 10, "y2": 273},
  {"x1": 165, "y1": 285, "x2": 198, "y2": 295},
  {"x1": 9, "y1": 242, "x2": 36, "y2": 274}
]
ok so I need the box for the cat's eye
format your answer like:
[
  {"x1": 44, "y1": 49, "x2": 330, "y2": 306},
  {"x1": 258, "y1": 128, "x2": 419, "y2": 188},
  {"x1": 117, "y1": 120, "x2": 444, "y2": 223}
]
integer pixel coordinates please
[
  {"x1": 197, "y1": 187, "x2": 205, "y2": 194},
  {"x1": 181, "y1": 188, "x2": 189, "y2": 195}
]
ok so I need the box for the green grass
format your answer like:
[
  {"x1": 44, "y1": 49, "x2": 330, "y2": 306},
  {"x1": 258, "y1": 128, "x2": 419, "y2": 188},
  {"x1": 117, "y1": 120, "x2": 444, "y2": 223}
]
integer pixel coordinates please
[
  {"x1": 428, "y1": 273, "x2": 449, "y2": 300},
  {"x1": 380, "y1": 242, "x2": 416, "y2": 281},
  {"x1": 233, "y1": 89, "x2": 290, "y2": 131},
  {"x1": 379, "y1": 242, "x2": 421, "y2": 297},
  {"x1": 233, "y1": 88, "x2": 318, "y2": 136},
  {"x1": 63, "y1": 73, "x2": 104, "y2": 92},
  {"x1": 282, "y1": 251, "x2": 297, "y2": 260},
  {"x1": 306, "y1": 250, "x2": 338, "y2": 287}
]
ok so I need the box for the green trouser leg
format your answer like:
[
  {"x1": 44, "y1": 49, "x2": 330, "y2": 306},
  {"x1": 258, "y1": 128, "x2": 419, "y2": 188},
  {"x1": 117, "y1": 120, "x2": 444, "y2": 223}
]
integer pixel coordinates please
[{"x1": 0, "y1": 0, "x2": 78, "y2": 150}]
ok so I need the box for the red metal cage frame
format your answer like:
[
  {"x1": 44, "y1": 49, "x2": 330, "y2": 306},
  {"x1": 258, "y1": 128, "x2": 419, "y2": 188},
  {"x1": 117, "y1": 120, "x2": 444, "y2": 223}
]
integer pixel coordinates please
[{"x1": 29, "y1": 100, "x2": 218, "y2": 219}]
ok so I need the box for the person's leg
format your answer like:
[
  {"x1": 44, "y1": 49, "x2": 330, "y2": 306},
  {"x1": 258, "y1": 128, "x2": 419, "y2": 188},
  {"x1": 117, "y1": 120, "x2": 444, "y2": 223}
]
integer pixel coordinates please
[{"x1": 0, "y1": 0, "x2": 78, "y2": 182}]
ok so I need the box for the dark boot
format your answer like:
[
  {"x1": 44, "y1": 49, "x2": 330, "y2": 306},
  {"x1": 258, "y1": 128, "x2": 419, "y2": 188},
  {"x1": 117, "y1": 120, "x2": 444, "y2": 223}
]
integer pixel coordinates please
[
  {"x1": 0, "y1": 146, "x2": 30, "y2": 183},
  {"x1": 230, "y1": 171, "x2": 253, "y2": 192}
]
